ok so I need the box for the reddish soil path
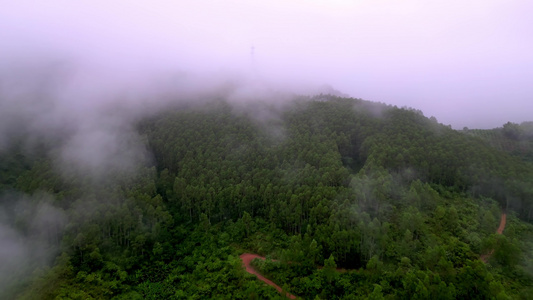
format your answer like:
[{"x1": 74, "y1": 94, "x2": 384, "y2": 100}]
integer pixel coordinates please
[
  {"x1": 240, "y1": 253, "x2": 297, "y2": 299},
  {"x1": 481, "y1": 212, "x2": 507, "y2": 263},
  {"x1": 496, "y1": 213, "x2": 507, "y2": 234}
]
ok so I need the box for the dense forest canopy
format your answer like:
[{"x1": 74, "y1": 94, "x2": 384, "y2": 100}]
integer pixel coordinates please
[
  {"x1": 464, "y1": 122, "x2": 533, "y2": 164},
  {"x1": 1, "y1": 95, "x2": 533, "y2": 299}
]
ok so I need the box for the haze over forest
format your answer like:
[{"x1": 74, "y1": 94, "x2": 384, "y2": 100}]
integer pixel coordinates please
[
  {"x1": 1, "y1": 1, "x2": 533, "y2": 299},
  {"x1": 2, "y1": 0, "x2": 533, "y2": 129}
]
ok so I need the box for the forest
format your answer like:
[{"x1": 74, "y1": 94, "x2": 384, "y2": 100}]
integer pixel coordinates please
[{"x1": 1, "y1": 95, "x2": 533, "y2": 299}]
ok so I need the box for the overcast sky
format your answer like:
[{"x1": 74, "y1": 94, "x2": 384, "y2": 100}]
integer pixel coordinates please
[{"x1": 1, "y1": 0, "x2": 532, "y2": 129}]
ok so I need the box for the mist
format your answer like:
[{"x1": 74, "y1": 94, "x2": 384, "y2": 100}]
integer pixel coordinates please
[
  {"x1": 1, "y1": 3, "x2": 532, "y2": 297},
  {"x1": 1, "y1": 0, "x2": 532, "y2": 130},
  {"x1": 0, "y1": 192, "x2": 66, "y2": 298}
]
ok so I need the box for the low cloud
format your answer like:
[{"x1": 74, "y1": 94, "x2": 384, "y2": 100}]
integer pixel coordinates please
[{"x1": 0, "y1": 192, "x2": 66, "y2": 298}]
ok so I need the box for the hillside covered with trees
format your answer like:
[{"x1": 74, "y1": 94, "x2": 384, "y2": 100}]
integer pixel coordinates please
[
  {"x1": 1, "y1": 95, "x2": 533, "y2": 299},
  {"x1": 463, "y1": 122, "x2": 533, "y2": 164}
]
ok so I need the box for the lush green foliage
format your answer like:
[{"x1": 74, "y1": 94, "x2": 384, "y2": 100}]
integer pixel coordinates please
[
  {"x1": 464, "y1": 121, "x2": 533, "y2": 164},
  {"x1": 2, "y1": 96, "x2": 533, "y2": 299}
]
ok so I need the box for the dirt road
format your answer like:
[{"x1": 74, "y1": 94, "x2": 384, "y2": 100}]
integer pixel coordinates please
[
  {"x1": 241, "y1": 212, "x2": 507, "y2": 294},
  {"x1": 481, "y1": 212, "x2": 507, "y2": 263},
  {"x1": 496, "y1": 213, "x2": 506, "y2": 234},
  {"x1": 240, "y1": 253, "x2": 296, "y2": 299}
]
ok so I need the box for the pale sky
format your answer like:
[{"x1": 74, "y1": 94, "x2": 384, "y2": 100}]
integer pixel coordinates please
[{"x1": 1, "y1": 0, "x2": 532, "y2": 128}]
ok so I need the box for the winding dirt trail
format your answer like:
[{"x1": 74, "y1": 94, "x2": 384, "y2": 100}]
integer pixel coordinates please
[
  {"x1": 496, "y1": 213, "x2": 507, "y2": 234},
  {"x1": 240, "y1": 253, "x2": 297, "y2": 299},
  {"x1": 481, "y1": 212, "x2": 507, "y2": 263},
  {"x1": 241, "y1": 213, "x2": 508, "y2": 295}
]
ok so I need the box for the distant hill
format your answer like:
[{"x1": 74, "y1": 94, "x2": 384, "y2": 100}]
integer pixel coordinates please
[{"x1": 463, "y1": 121, "x2": 533, "y2": 163}]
